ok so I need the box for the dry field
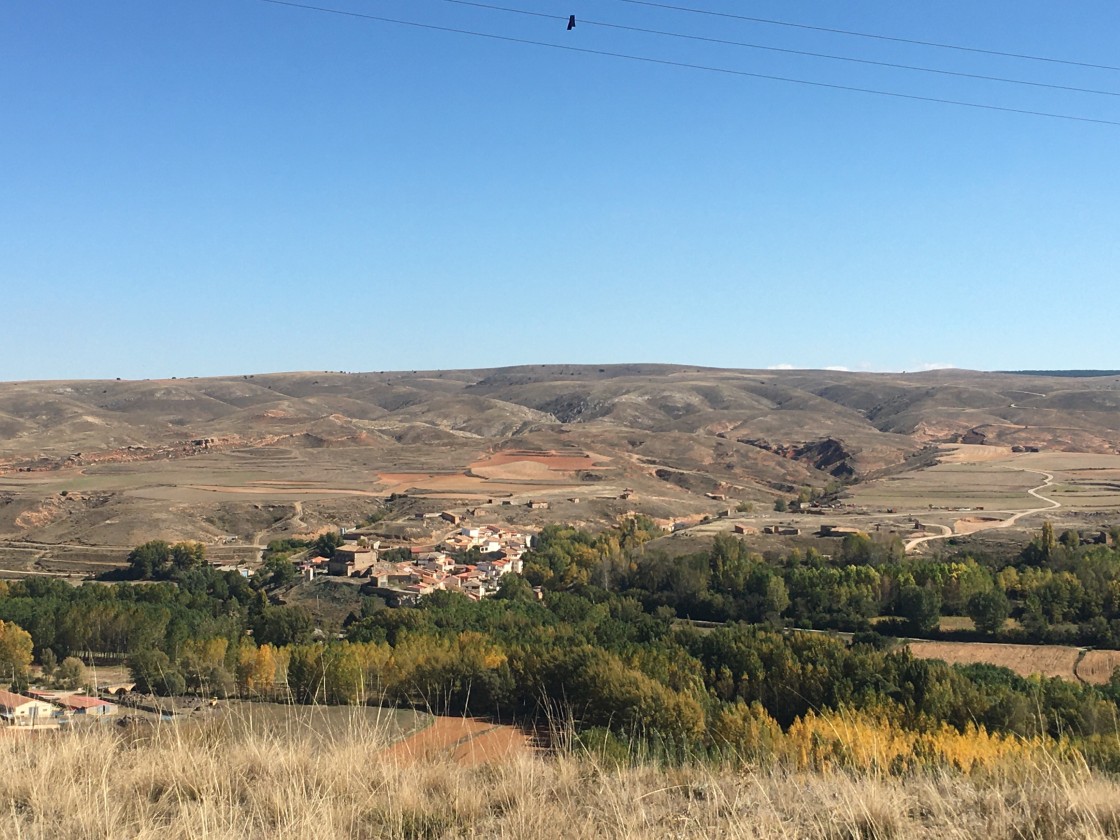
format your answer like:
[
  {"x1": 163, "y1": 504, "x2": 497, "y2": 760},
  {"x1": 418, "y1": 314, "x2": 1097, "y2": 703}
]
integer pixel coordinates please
[
  {"x1": 844, "y1": 449, "x2": 1120, "y2": 554},
  {"x1": 845, "y1": 460, "x2": 1046, "y2": 512},
  {"x1": 907, "y1": 640, "x2": 1083, "y2": 681},
  {"x1": 210, "y1": 701, "x2": 428, "y2": 745},
  {"x1": 5, "y1": 716, "x2": 1120, "y2": 839},
  {"x1": 847, "y1": 450, "x2": 1120, "y2": 516},
  {"x1": 1077, "y1": 650, "x2": 1120, "y2": 685}
]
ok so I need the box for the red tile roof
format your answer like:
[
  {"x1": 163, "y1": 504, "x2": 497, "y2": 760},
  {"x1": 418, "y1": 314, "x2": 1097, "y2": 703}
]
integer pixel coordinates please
[
  {"x1": 0, "y1": 689, "x2": 37, "y2": 710},
  {"x1": 59, "y1": 695, "x2": 115, "y2": 710}
]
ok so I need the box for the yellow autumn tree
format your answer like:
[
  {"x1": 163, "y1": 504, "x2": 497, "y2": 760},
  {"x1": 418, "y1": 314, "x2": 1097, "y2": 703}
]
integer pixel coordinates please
[
  {"x1": 709, "y1": 700, "x2": 782, "y2": 764},
  {"x1": 237, "y1": 640, "x2": 283, "y2": 697},
  {"x1": 782, "y1": 707, "x2": 1051, "y2": 775},
  {"x1": 0, "y1": 619, "x2": 33, "y2": 686}
]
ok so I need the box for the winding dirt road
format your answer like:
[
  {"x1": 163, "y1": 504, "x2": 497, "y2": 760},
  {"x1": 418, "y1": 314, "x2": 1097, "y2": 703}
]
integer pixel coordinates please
[{"x1": 904, "y1": 469, "x2": 1060, "y2": 553}]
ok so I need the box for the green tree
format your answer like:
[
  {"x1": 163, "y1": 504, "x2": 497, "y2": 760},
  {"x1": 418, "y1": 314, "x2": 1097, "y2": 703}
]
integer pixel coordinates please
[
  {"x1": 39, "y1": 648, "x2": 57, "y2": 680},
  {"x1": 252, "y1": 606, "x2": 315, "y2": 647},
  {"x1": 967, "y1": 589, "x2": 1010, "y2": 636},
  {"x1": 839, "y1": 533, "x2": 876, "y2": 565},
  {"x1": 896, "y1": 585, "x2": 941, "y2": 636},
  {"x1": 773, "y1": 498, "x2": 788, "y2": 513},
  {"x1": 56, "y1": 656, "x2": 87, "y2": 690},
  {"x1": 494, "y1": 574, "x2": 536, "y2": 603},
  {"x1": 127, "y1": 540, "x2": 171, "y2": 579},
  {"x1": 1023, "y1": 521, "x2": 1059, "y2": 565},
  {"x1": 170, "y1": 542, "x2": 205, "y2": 571},
  {"x1": 315, "y1": 532, "x2": 344, "y2": 559},
  {"x1": 127, "y1": 649, "x2": 186, "y2": 695},
  {"x1": 1020, "y1": 594, "x2": 1050, "y2": 636},
  {"x1": 259, "y1": 555, "x2": 299, "y2": 588}
]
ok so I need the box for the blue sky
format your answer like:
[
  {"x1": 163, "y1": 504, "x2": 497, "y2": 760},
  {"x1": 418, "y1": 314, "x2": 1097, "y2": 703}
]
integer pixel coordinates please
[{"x1": 3, "y1": 1, "x2": 1118, "y2": 381}]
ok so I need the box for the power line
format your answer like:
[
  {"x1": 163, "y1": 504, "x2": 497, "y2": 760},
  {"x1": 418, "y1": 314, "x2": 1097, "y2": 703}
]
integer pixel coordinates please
[
  {"x1": 435, "y1": 0, "x2": 1120, "y2": 98},
  {"x1": 255, "y1": 0, "x2": 1120, "y2": 127},
  {"x1": 611, "y1": 0, "x2": 1120, "y2": 73}
]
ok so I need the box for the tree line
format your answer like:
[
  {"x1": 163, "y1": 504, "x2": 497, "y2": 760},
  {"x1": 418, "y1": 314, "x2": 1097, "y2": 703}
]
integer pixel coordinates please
[
  {"x1": 522, "y1": 521, "x2": 1120, "y2": 647},
  {"x1": 3, "y1": 528, "x2": 1120, "y2": 772}
]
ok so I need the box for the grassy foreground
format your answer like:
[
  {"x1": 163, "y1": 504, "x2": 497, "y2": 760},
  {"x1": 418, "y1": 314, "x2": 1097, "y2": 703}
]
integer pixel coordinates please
[{"x1": 4, "y1": 717, "x2": 1120, "y2": 840}]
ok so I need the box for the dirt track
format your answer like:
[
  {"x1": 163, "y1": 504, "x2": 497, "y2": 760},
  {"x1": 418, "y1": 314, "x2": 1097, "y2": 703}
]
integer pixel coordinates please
[{"x1": 904, "y1": 469, "x2": 1060, "y2": 553}]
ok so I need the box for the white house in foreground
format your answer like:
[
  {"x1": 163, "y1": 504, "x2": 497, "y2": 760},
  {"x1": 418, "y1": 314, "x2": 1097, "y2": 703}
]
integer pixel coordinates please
[{"x1": 0, "y1": 689, "x2": 57, "y2": 726}]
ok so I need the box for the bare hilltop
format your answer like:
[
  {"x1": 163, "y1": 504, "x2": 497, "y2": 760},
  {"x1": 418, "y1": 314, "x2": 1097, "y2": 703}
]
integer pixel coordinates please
[{"x1": 1, "y1": 365, "x2": 1119, "y2": 574}]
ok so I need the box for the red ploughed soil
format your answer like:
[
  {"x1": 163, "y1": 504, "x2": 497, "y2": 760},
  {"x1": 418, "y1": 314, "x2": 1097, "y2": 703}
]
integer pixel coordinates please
[{"x1": 385, "y1": 716, "x2": 536, "y2": 766}]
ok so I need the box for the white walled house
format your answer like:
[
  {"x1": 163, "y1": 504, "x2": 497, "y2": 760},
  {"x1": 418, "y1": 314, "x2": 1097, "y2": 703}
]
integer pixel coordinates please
[{"x1": 0, "y1": 690, "x2": 58, "y2": 726}]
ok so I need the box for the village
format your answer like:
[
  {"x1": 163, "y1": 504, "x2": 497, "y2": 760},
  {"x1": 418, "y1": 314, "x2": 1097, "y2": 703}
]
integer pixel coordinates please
[{"x1": 299, "y1": 522, "x2": 534, "y2": 604}]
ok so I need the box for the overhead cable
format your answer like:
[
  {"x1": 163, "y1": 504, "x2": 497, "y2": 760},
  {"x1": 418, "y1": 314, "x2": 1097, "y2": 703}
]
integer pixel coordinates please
[
  {"x1": 436, "y1": 0, "x2": 1120, "y2": 98},
  {"x1": 255, "y1": 0, "x2": 1120, "y2": 127},
  {"x1": 610, "y1": 0, "x2": 1120, "y2": 73}
]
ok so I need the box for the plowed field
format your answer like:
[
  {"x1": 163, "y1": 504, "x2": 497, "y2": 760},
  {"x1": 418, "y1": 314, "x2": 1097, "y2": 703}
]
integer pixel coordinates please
[{"x1": 385, "y1": 716, "x2": 536, "y2": 766}]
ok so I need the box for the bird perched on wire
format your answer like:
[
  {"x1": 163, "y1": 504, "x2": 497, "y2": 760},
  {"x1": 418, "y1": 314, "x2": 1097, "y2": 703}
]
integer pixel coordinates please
[{"x1": 567, "y1": 14, "x2": 576, "y2": 30}]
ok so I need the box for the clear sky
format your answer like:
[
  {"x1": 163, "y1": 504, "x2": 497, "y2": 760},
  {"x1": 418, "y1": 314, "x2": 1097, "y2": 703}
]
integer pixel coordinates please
[{"x1": 3, "y1": 1, "x2": 1118, "y2": 381}]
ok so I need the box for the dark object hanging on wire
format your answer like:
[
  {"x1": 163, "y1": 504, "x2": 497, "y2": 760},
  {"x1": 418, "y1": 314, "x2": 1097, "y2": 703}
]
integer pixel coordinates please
[{"x1": 567, "y1": 15, "x2": 576, "y2": 30}]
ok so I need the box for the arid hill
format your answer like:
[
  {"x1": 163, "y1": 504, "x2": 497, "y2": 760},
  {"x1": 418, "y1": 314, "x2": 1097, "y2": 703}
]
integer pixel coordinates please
[{"x1": 0, "y1": 365, "x2": 1118, "y2": 554}]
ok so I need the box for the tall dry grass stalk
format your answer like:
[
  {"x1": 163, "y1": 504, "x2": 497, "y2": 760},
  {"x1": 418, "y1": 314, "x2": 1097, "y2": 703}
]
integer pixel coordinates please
[{"x1": 3, "y1": 711, "x2": 1120, "y2": 840}]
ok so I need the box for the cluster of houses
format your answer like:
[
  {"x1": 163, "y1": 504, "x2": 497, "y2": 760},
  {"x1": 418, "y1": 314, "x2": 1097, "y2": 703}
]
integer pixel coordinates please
[
  {"x1": 298, "y1": 525, "x2": 534, "y2": 602},
  {"x1": 0, "y1": 688, "x2": 117, "y2": 728},
  {"x1": 440, "y1": 524, "x2": 531, "y2": 559}
]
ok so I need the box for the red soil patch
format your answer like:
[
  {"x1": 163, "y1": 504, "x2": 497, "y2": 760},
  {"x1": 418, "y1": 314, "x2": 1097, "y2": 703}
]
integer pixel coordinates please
[
  {"x1": 385, "y1": 716, "x2": 535, "y2": 766},
  {"x1": 374, "y1": 472, "x2": 484, "y2": 494}
]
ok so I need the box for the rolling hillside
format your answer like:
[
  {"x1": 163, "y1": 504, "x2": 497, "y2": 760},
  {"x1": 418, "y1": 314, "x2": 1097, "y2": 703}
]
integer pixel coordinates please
[{"x1": 0, "y1": 366, "x2": 1117, "y2": 550}]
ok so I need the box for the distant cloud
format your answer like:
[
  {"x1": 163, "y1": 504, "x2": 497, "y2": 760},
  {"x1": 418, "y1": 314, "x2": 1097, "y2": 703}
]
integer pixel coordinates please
[
  {"x1": 767, "y1": 363, "x2": 795, "y2": 370},
  {"x1": 824, "y1": 365, "x2": 849, "y2": 372},
  {"x1": 916, "y1": 362, "x2": 954, "y2": 371}
]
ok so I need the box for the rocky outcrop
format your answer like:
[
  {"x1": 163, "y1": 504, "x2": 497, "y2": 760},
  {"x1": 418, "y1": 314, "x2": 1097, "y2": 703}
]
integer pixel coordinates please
[{"x1": 737, "y1": 437, "x2": 856, "y2": 478}]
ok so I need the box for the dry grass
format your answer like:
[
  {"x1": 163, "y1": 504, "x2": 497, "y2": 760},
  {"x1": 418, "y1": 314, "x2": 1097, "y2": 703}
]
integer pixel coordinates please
[
  {"x1": 4, "y1": 717, "x2": 1120, "y2": 839},
  {"x1": 1078, "y1": 650, "x2": 1120, "y2": 686},
  {"x1": 908, "y1": 640, "x2": 1083, "y2": 681},
  {"x1": 938, "y1": 616, "x2": 977, "y2": 633}
]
